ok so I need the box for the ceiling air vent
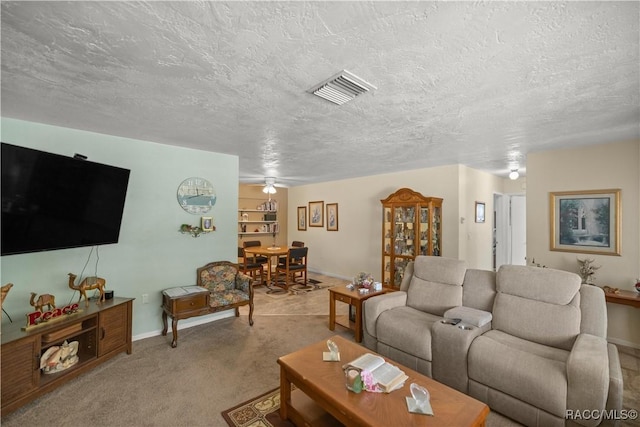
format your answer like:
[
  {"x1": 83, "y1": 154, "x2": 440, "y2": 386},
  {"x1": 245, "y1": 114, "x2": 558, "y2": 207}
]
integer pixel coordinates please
[{"x1": 309, "y1": 70, "x2": 376, "y2": 105}]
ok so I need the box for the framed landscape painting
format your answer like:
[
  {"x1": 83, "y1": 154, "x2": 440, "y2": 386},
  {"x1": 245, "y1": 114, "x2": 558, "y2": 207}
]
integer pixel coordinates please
[
  {"x1": 549, "y1": 189, "x2": 621, "y2": 256},
  {"x1": 309, "y1": 201, "x2": 324, "y2": 227},
  {"x1": 326, "y1": 203, "x2": 338, "y2": 231},
  {"x1": 297, "y1": 206, "x2": 307, "y2": 231}
]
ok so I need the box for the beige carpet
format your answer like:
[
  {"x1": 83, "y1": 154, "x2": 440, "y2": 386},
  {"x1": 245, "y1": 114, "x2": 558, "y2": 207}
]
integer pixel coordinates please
[{"x1": 2, "y1": 272, "x2": 638, "y2": 427}]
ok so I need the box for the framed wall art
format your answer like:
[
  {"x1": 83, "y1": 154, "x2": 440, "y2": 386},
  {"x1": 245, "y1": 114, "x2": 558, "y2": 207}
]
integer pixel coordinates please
[
  {"x1": 475, "y1": 202, "x2": 485, "y2": 223},
  {"x1": 308, "y1": 201, "x2": 324, "y2": 227},
  {"x1": 297, "y1": 206, "x2": 307, "y2": 231},
  {"x1": 201, "y1": 216, "x2": 214, "y2": 231},
  {"x1": 549, "y1": 189, "x2": 621, "y2": 256},
  {"x1": 326, "y1": 203, "x2": 338, "y2": 231}
]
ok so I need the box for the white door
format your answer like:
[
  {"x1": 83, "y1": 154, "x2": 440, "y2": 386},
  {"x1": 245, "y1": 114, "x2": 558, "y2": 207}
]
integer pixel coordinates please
[
  {"x1": 494, "y1": 193, "x2": 526, "y2": 269},
  {"x1": 509, "y1": 195, "x2": 526, "y2": 265}
]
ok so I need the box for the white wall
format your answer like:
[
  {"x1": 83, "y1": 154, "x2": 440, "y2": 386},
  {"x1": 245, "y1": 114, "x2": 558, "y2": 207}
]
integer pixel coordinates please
[
  {"x1": 0, "y1": 119, "x2": 239, "y2": 339},
  {"x1": 287, "y1": 164, "x2": 506, "y2": 280},
  {"x1": 459, "y1": 166, "x2": 504, "y2": 269},
  {"x1": 527, "y1": 140, "x2": 640, "y2": 347}
]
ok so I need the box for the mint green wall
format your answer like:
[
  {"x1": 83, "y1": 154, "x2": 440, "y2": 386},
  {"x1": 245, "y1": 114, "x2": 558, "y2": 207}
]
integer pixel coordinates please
[{"x1": 0, "y1": 118, "x2": 238, "y2": 338}]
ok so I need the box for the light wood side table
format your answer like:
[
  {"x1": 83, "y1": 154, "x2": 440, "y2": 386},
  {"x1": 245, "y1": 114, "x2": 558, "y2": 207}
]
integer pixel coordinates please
[{"x1": 328, "y1": 285, "x2": 391, "y2": 343}]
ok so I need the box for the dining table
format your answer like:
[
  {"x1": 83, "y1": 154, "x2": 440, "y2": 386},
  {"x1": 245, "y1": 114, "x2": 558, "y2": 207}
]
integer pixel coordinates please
[{"x1": 243, "y1": 245, "x2": 290, "y2": 285}]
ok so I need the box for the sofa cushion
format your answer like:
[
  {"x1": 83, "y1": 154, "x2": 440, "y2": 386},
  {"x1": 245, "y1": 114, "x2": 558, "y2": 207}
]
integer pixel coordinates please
[
  {"x1": 377, "y1": 306, "x2": 441, "y2": 361},
  {"x1": 494, "y1": 265, "x2": 581, "y2": 350},
  {"x1": 497, "y1": 265, "x2": 581, "y2": 305},
  {"x1": 407, "y1": 256, "x2": 466, "y2": 316},
  {"x1": 209, "y1": 289, "x2": 250, "y2": 308},
  {"x1": 200, "y1": 265, "x2": 238, "y2": 292},
  {"x1": 468, "y1": 330, "x2": 570, "y2": 417},
  {"x1": 462, "y1": 269, "x2": 496, "y2": 312}
]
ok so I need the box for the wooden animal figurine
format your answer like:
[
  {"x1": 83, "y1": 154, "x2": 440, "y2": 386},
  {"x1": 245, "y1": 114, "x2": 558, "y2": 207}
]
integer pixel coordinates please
[
  {"x1": 30, "y1": 292, "x2": 56, "y2": 312},
  {"x1": 68, "y1": 273, "x2": 106, "y2": 306},
  {"x1": 1, "y1": 283, "x2": 13, "y2": 309}
]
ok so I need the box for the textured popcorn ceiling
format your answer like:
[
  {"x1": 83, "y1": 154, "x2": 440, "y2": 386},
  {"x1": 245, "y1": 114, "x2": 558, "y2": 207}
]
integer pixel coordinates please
[{"x1": 1, "y1": 1, "x2": 638, "y2": 186}]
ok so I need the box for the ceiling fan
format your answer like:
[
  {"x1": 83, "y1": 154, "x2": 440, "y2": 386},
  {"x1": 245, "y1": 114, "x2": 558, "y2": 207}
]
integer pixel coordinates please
[
  {"x1": 262, "y1": 177, "x2": 278, "y2": 194},
  {"x1": 243, "y1": 176, "x2": 288, "y2": 194}
]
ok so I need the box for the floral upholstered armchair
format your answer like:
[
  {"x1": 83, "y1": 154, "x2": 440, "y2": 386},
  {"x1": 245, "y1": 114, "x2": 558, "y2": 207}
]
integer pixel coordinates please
[{"x1": 196, "y1": 261, "x2": 254, "y2": 326}]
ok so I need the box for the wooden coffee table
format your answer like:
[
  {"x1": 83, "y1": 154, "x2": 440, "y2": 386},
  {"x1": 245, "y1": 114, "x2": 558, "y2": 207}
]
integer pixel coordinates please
[{"x1": 277, "y1": 335, "x2": 489, "y2": 427}]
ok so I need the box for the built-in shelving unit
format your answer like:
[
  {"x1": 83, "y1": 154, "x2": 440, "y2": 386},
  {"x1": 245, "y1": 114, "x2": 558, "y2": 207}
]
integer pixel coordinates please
[{"x1": 239, "y1": 199, "x2": 279, "y2": 237}]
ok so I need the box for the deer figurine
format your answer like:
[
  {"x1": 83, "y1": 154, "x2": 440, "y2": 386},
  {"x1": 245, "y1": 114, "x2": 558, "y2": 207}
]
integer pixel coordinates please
[
  {"x1": 68, "y1": 273, "x2": 106, "y2": 307},
  {"x1": 30, "y1": 292, "x2": 56, "y2": 312}
]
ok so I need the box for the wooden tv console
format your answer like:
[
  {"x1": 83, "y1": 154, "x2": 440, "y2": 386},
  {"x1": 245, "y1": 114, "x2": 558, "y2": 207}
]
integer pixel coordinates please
[{"x1": 1, "y1": 297, "x2": 134, "y2": 416}]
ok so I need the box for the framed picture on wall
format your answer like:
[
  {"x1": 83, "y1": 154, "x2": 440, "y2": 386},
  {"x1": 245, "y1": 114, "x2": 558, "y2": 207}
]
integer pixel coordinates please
[
  {"x1": 308, "y1": 201, "x2": 324, "y2": 227},
  {"x1": 201, "y1": 216, "x2": 214, "y2": 231},
  {"x1": 550, "y1": 189, "x2": 621, "y2": 255},
  {"x1": 475, "y1": 202, "x2": 485, "y2": 223},
  {"x1": 326, "y1": 203, "x2": 338, "y2": 231},
  {"x1": 297, "y1": 206, "x2": 307, "y2": 231}
]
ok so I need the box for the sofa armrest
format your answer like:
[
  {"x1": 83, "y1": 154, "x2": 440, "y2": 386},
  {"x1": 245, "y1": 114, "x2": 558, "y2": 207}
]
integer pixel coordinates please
[
  {"x1": 566, "y1": 333, "x2": 609, "y2": 427},
  {"x1": 363, "y1": 291, "x2": 407, "y2": 339},
  {"x1": 235, "y1": 272, "x2": 253, "y2": 294},
  {"x1": 432, "y1": 321, "x2": 490, "y2": 393},
  {"x1": 603, "y1": 343, "x2": 623, "y2": 427}
]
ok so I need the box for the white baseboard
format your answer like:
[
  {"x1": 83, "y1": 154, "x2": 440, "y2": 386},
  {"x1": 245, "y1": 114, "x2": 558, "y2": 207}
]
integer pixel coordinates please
[
  {"x1": 133, "y1": 310, "x2": 234, "y2": 342},
  {"x1": 307, "y1": 268, "x2": 351, "y2": 282},
  {"x1": 607, "y1": 336, "x2": 640, "y2": 349}
]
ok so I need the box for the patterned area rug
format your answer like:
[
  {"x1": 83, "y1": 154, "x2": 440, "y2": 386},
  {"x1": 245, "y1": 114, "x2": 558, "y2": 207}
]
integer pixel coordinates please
[
  {"x1": 221, "y1": 387, "x2": 293, "y2": 427},
  {"x1": 222, "y1": 386, "x2": 521, "y2": 427},
  {"x1": 256, "y1": 278, "x2": 328, "y2": 298}
]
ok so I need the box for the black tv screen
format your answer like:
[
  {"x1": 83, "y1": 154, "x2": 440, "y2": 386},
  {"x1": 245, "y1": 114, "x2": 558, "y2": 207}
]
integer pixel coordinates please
[{"x1": 1, "y1": 143, "x2": 130, "y2": 256}]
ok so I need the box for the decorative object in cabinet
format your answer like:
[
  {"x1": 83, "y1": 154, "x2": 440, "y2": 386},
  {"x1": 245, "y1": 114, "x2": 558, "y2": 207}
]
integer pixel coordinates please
[{"x1": 381, "y1": 188, "x2": 443, "y2": 289}]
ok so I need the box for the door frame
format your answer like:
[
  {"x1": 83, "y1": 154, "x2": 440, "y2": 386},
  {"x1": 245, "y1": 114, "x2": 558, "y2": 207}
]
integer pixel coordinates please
[{"x1": 493, "y1": 192, "x2": 526, "y2": 270}]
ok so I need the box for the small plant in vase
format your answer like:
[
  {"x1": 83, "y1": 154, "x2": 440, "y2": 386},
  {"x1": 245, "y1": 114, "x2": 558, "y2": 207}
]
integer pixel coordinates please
[
  {"x1": 353, "y1": 272, "x2": 375, "y2": 289},
  {"x1": 577, "y1": 258, "x2": 600, "y2": 285}
]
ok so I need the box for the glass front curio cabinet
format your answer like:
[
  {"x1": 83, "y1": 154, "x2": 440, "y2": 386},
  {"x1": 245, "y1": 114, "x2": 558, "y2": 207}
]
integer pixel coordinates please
[{"x1": 381, "y1": 188, "x2": 443, "y2": 289}]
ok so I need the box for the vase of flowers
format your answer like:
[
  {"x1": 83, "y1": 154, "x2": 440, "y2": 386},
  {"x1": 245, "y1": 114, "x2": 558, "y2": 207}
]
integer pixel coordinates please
[{"x1": 353, "y1": 272, "x2": 375, "y2": 289}]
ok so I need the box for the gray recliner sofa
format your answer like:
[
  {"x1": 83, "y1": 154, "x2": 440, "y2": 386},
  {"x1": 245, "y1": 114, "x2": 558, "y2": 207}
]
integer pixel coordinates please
[
  {"x1": 363, "y1": 256, "x2": 623, "y2": 427},
  {"x1": 362, "y1": 256, "x2": 467, "y2": 377}
]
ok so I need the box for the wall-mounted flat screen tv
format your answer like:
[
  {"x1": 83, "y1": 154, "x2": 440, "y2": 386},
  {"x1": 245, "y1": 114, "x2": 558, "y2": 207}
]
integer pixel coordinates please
[{"x1": 1, "y1": 143, "x2": 131, "y2": 256}]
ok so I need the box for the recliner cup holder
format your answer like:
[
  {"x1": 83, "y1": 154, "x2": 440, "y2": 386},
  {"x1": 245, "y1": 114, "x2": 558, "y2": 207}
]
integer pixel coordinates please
[{"x1": 458, "y1": 324, "x2": 474, "y2": 330}]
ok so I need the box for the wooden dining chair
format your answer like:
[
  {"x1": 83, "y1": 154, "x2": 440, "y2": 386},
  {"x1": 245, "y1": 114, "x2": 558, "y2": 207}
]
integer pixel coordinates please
[
  {"x1": 237, "y1": 247, "x2": 265, "y2": 286},
  {"x1": 278, "y1": 241, "x2": 305, "y2": 265},
  {"x1": 274, "y1": 247, "x2": 308, "y2": 291},
  {"x1": 242, "y1": 240, "x2": 268, "y2": 264}
]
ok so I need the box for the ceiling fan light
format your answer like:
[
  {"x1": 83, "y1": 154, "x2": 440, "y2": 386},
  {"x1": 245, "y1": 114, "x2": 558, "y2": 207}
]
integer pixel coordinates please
[
  {"x1": 263, "y1": 184, "x2": 277, "y2": 194},
  {"x1": 509, "y1": 170, "x2": 519, "y2": 180}
]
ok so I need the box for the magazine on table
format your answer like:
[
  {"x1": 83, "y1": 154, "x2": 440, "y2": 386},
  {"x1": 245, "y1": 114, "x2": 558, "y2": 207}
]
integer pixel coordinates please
[{"x1": 345, "y1": 353, "x2": 409, "y2": 393}]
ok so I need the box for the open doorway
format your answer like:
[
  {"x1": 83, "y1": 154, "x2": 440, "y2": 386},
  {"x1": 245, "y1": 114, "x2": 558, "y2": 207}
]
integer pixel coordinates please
[{"x1": 493, "y1": 193, "x2": 526, "y2": 270}]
